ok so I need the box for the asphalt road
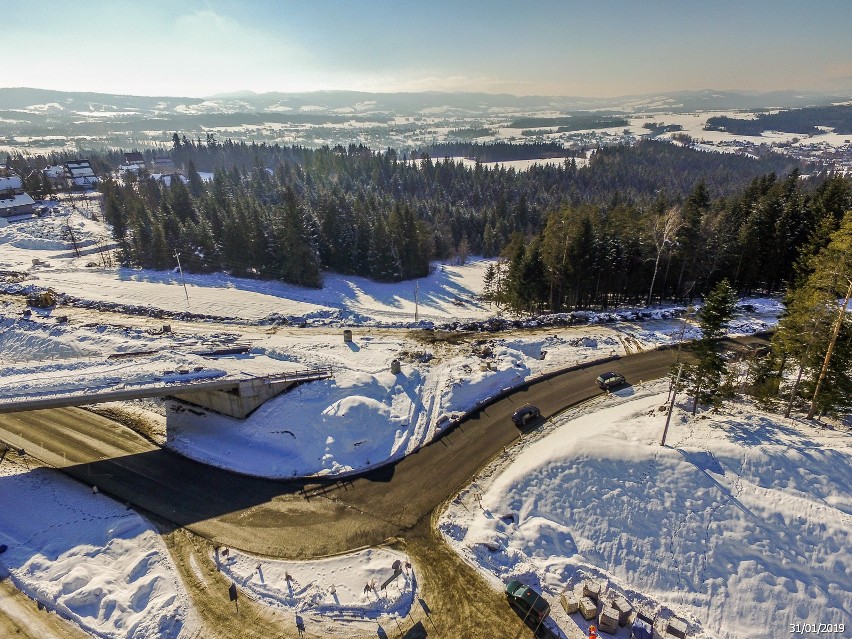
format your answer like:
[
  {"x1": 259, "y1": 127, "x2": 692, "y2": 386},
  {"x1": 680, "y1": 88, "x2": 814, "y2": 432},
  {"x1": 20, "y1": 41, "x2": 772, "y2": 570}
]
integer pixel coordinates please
[{"x1": 0, "y1": 337, "x2": 768, "y2": 557}]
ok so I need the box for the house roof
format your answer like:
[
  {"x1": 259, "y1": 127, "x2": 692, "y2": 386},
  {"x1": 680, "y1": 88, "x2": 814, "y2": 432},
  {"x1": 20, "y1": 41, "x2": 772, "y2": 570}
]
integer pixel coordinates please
[
  {"x1": 0, "y1": 175, "x2": 23, "y2": 192},
  {"x1": 0, "y1": 193, "x2": 35, "y2": 209},
  {"x1": 65, "y1": 159, "x2": 94, "y2": 171}
]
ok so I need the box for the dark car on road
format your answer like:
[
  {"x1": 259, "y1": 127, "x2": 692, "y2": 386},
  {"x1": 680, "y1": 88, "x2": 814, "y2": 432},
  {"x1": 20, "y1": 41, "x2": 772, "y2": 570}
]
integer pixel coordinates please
[
  {"x1": 512, "y1": 405, "x2": 541, "y2": 428},
  {"x1": 505, "y1": 579, "x2": 550, "y2": 623},
  {"x1": 596, "y1": 371, "x2": 626, "y2": 390}
]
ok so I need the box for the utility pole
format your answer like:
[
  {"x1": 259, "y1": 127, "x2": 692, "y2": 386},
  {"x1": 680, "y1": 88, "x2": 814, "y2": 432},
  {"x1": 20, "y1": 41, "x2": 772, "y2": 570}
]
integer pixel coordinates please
[
  {"x1": 661, "y1": 362, "x2": 684, "y2": 446},
  {"x1": 807, "y1": 277, "x2": 852, "y2": 419},
  {"x1": 174, "y1": 250, "x2": 190, "y2": 305},
  {"x1": 414, "y1": 281, "x2": 419, "y2": 322},
  {"x1": 66, "y1": 218, "x2": 80, "y2": 258},
  {"x1": 669, "y1": 304, "x2": 694, "y2": 402}
]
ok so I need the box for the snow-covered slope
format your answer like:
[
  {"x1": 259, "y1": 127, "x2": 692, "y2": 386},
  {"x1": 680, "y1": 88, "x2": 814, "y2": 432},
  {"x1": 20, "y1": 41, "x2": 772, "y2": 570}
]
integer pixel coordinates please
[
  {"x1": 0, "y1": 457, "x2": 191, "y2": 639},
  {"x1": 440, "y1": 387, "x2": 851, "y2": 639},
  {"x1": 216, "y1": 547, "x2": 415, "y2": 637}
]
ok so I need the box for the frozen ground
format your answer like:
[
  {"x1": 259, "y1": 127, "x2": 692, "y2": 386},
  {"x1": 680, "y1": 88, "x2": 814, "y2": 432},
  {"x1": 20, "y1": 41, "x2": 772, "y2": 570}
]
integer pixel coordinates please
[
  {"x1": 0, "y1": 201, "x2": 837, "y2": 639},
  {"x1": 439, "y1": 385, "x2": 851, "y2": 639},
  {"x1": 215, "y1": 546, "x2": 415, "y2": 637},
  {"x1": 0, "y1": 455, "x2": 192, "y2": 639}
]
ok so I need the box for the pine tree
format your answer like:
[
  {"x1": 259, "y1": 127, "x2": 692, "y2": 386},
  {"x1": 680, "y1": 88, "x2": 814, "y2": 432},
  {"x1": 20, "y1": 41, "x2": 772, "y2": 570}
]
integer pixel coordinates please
[
  {"x1": 683, "y1": 278, "x2": 738, "y2": 412},
  {"x1": 482, "y1": 262, "x2": 496, "y2": 304},
  {"x1": 369, "y1": 216, "x2": 402, "y2": 282},
  {"x1": 775, "y1": 210, "x2": 852, "y2": 416}
]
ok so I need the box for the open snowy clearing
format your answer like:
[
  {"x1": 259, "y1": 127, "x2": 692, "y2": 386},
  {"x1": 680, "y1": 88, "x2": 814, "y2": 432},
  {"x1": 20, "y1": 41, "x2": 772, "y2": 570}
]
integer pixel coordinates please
[
  {"x1": 439, "y1": 385, "x2": 851, "y2": 639},
  {"x1": 0, "y1": 206, "x2": 493, "y2": 325}
]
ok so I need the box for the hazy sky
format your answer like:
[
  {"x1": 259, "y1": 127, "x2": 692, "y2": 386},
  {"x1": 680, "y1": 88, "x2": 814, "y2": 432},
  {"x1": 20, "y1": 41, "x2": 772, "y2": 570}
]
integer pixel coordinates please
[{"x1": 6, "y1": 0, "x2": 852, "y2": 98}]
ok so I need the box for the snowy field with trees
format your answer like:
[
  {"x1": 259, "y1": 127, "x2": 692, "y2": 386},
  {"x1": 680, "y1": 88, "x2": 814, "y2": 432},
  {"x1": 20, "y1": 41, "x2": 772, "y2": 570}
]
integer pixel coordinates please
[
  {"x1": 0, "y1": 121, "x2": 850, "y2": 638},
  {"x1": 1, "y1": 197, "x2": 820, "y2": 639},
  {"x1": 1, "y1": 204, "x2": 783, "y2": 479}
]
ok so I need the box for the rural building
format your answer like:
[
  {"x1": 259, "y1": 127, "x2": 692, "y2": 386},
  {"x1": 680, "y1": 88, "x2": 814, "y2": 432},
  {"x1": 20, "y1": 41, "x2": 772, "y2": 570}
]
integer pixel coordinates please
[
  {"x1": 151, "y1": 156, "x2": 177, "y2": 173},
  {"x1": 0, "y1": 173, "x2": 24, "y2": 197},
  {"x1": 119, "y1": 151, "x2": 146, "y2": 173},
  {"x1": 0, "y1": 169, "x2": 35, "y2": 217},
  {"x1": 0, "y1": 193, "x2": 35, "y2": 217},
  {"x1": 43, "y1": 165, "x2": 66, "y2": 188},
  {"x1": 64, "y1": 159, "x2": 99, "y2": 190}
]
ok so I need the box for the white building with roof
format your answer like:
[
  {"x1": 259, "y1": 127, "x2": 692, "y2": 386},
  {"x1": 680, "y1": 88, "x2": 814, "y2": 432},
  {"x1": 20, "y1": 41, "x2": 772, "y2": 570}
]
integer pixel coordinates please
[
  {"x1": 43, "y1": 165, "x2": 66, "y2": 188},
  {"x1": 0, "y1": 193, "x2": 35, "y2": 217},
  {"x1": 64, "y1": 159, "x2": 99, "y2": 189},
  {"x1": 0, "y1": 174, "x2": 24, "y2": 196}
]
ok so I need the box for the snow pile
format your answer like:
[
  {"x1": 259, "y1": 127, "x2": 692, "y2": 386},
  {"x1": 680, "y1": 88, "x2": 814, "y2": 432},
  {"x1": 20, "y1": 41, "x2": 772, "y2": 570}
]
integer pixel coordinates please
[
  {"x1": 437, "y1": 341, "x2": 534, "y2": 416},
  {"x1": 440, "y1": 389, "x2": 851, "y2": 639},
  {"x1": 216, "y1": 547, "x2": 415, "y2": 636},
  {"x1": 167, "y1": 367, "x2": 428, "y2": 477},
  {"x1": 0, "y1": 457, "x2": 190, "y2": 639}
]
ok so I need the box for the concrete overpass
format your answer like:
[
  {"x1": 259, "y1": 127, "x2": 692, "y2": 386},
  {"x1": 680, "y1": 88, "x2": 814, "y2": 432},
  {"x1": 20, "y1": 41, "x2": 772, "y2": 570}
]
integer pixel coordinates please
[{"x1": 0, "y1": 367, "x2": 333, "y2": 418}]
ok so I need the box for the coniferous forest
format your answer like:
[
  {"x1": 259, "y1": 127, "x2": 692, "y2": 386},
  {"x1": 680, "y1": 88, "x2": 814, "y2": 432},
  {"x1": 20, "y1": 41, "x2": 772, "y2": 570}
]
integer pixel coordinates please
[{"x1": 89, "y1": 137, "x2": 848, "y2": 303}]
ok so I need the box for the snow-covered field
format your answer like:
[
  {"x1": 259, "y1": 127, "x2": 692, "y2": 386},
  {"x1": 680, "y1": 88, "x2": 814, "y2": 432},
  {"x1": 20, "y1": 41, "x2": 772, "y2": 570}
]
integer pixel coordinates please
[
  {"x1": 0, "y1": 455, "x2": 192, "y2": 639},
  {"x1": 439, "y1": 385, "x2": 851, "y2": 639},
  {"x1": 216, "y1": 547, "x2": 415, "y2": 637},
  {"x1": 2, "y1": 201, "x2": 824, "y2": 639},
  {"x1": 0, "y1": 205, "x2": 493, "y2": 325},
  {"x1": 0, "y1": 452, "x2": 418, "y2": 638}
]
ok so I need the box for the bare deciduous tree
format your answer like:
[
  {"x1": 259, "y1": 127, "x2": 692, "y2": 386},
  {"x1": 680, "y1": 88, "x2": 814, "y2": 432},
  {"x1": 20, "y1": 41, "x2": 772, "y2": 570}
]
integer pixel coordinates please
[{"x1": 647, "y1": 206, "x2": 682, "y2": 305}]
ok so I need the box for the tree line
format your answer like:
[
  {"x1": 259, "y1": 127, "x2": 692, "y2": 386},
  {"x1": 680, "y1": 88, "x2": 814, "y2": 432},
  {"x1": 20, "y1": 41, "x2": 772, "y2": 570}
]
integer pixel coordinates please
[
  {"x1": 661, "y1": 208, "x2": 852, "y2": 420},
  {"x1": 487, "y1": 172, "x2": 852, "y2": 313},
  {"x1": 705, "y1": 105, "x2": 852, "y2": 136},
  {"x1": 88, "y1": 137, "x2": 808, "y2": 286}
]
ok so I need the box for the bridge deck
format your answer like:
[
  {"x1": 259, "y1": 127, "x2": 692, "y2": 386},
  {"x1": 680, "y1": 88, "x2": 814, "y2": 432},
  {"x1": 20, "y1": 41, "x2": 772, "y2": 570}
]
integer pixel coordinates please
[{"x1": 0, "y1": 368, "x2": 332, "y2": 414}]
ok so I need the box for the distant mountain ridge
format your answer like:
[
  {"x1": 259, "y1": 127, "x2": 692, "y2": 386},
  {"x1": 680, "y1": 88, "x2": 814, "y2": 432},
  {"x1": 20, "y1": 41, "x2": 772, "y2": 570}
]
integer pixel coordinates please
[{"x1": 1, "y1": 86, "x2": 849, "y2": 116}]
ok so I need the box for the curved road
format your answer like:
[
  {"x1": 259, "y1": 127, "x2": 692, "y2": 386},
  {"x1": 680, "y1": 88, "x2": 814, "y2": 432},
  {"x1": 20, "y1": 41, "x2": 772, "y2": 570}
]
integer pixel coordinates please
[{"x1": 0, "y1": 338, "x2": 765, "y2": 558}]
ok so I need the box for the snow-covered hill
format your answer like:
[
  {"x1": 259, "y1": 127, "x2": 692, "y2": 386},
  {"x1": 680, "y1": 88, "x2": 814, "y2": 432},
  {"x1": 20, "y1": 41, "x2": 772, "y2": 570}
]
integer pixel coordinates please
[{"x1": 440, "y1": 386, "x2": 851, "y2": 639}]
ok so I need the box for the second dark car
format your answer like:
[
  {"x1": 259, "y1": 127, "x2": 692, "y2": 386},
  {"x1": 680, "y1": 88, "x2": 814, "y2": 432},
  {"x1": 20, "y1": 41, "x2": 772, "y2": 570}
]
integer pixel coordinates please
[
  {"x1": 505, "y1": 579, "x2": 550, "y2": 623},
  {"x1": 511, "y1": 405, "x2": 541, "y2": 428},
  {"x1": 596, "y1": 371, "x2": 626, "y2": 390}
]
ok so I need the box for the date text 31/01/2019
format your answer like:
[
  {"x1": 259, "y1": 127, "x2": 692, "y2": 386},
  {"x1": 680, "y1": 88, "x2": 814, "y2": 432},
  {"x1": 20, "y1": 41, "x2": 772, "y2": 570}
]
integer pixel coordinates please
[{"x1": 789, "y1": 623, "x2": 844, "y2": 634}]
